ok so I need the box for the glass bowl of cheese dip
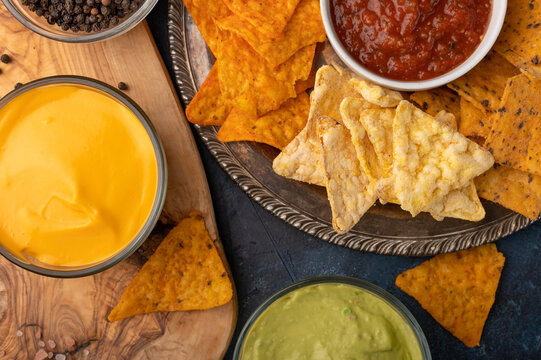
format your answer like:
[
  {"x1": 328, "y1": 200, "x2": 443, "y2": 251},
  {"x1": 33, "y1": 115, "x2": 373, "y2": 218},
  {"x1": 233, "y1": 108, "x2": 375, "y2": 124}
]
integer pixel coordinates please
[
  {"x1": 234, "y1": 276, "x2": 431, "y2": 360},
  {"x1": 0, "y1": 76, "x2": 166, "y2": 278}
]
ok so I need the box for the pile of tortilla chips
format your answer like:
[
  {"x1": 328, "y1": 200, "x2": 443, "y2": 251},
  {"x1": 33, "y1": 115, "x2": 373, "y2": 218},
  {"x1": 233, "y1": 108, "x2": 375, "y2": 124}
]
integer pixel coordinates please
[
  {"x1": 273, "y1": 65, "x2": 494, "y2": 233},
  {"x1": 183, "y1": 0, "x2": 325, "y2": 150},
  {"x1": 396, "y1": 244, "x2": 505, "y2": 348},
  {"x1": 108, "y1": 211, "x2": 233, "y2": 322},
  {"x1": 411, "y1": 46, "x2": 541, "y2": 220}
]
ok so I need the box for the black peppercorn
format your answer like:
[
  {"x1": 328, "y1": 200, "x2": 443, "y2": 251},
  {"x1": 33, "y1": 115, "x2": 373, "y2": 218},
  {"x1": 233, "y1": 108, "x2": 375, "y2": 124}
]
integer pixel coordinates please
[
  {"x1": 1, "y1": 54, "x2": 11, "y2": 64},
  {"x1": 14, "y1": 83, "x2": 23, "y2": 90},
  {"x1": 117, "y1": 82, "x2": 127, "y2": 90}
]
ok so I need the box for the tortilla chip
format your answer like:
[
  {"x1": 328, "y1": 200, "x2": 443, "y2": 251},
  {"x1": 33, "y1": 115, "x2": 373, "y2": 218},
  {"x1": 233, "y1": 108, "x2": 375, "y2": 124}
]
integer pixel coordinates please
[
  {"x1": 294, "y1": 72, "x2": 316, "y2": 94},
  {"x1": 272, "y1": 65, "x2": 373, "y2": 185},
  {"x1": 484, "y1": 74, "x2": 541, "y2": 176},
  {"x1": 410, "y1": 87, "x2": 461, "y2": 120},
  {"x1": 459, "y1": 97, "x2": 491, "y2": 138},
  {"x1": 217, "y1": 35, "x2": 315, "y2": 115},
  {"x1": 272, "y1": 115, "x2": 325, "y2": 185},
  {"x1": 340, "y1": 97, "x2": 391, "y2": 182},
  {"x1": 348, "y1": 78, "x2": 403, "y2": 108},
  {"x1": 494, "y1": 0, "x2": 541, "y2": 80},
  {"x1": 434, "y1": 110, "x2": 458, "y2": 131},
  {"x1": 396, "y1": 244, "x2": 505, "y2": 347},
  {"x1": 393, "y1": 101, "x2": 494, "y2": 216},
  {"x1": 182, "y1": 0, "x2": 231, "y2": 56},
  {"x1": 217, "y1": 0, "x2": 325, "y2": 68},
  {"x1": 317, "y1": 116, "x2": 377, "y2": 233},
  {"x1": 218, "y1": 92, "x2": 310, "y2": 149},
  {"x1": 108, "y1": 212, "x2": 233, "y2": 322},
  {"x1": 224, "y1": 0, "x2": 301, "y2": 39},
  {"x1": 475, "y1": 165, "x2": 541, "y2": 220},
  {"x1": 186, "y1": 65, "x2": 231, "y2": 126},
  {"x1": 448, "y1": 51, "x2": 520, "y2": 112}
]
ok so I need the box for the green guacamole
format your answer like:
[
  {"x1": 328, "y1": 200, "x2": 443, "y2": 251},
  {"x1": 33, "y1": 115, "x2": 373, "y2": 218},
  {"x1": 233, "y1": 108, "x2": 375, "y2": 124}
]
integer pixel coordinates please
[{"x1": 241, "y1": 283, "x2": 423, "y2": 360}]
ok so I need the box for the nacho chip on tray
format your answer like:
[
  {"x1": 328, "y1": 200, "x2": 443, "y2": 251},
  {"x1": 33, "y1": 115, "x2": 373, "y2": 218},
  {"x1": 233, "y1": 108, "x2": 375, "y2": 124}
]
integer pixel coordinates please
[
  {"x1": 396, "y1": 244, "x2": 505, "y2": 348},
  {"x1": 409, "y1": 87, "x2": 461, "y2": 120},
  {"x1": 448, "y1": 51, "x2": 520, "y2": 112},
  {"x1": 217, "y1": 0, "x2": 325, "y2": 68},
  {"x1": 475, "y1": 165, "x2": 541, "y2": 220},
  {"x1": 217, "y1": 92, "x2": 310, "y2": 149},
  {"x1": 224, "y1": 0, "x2": 301, "y2": 39},
  {"x1": 316, "y1": 116, "x2": 377, "y2": 233},
  {"x1": 392, "y1": 101, "x2": 494, "y2": 216},
  {"x1": 182, "y1": 0, "x2": 231, "y2": 56},
  {"x1": 494, "y1": 0, "x2": 541, "y2": 80},
  {"x1": 108, "y1": 211, "x2": 233, "y2": 322},
  {"x1": 186, "y1": 65, "x2": 231, "y2": 126},
  {"x1": 459, "y1": 97, "x2": 491, "y2": 138},
  {"x1": 217, "y1": 34, "x2": 315, "y2": 115},
  {"x1": 484, "y1": 74, "x2": 541, "y2": 176}
]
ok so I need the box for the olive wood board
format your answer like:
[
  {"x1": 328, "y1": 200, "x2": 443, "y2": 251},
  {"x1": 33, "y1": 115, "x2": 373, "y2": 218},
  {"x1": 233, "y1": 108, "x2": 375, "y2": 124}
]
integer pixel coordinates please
[{"x1": 0, "y1": 5, "x2": 237, "y2": 360}]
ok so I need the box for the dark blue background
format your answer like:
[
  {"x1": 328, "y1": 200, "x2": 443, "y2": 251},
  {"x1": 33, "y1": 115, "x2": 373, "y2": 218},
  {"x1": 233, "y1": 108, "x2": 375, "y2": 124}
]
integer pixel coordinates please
[{"x1": 147, "y1": 3, "x2": 541, "y2": 359}]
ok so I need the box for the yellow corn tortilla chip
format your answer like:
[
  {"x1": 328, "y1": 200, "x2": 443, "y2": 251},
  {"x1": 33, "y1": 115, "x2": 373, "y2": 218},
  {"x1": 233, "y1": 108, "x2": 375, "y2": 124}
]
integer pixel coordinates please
[
  {"x1": 448, "y1": 51, "x2": 520, "y2": 112},
  {"x1": 186, "y1": 65, "x2": 231, "y2": 126},
  {"x1": 218, "y1": 92, "x2": 310, "y2": 149},
  {"x1": 316, "y1": 116, "x2": 377, "y2": 233},
  {"x1": 494, "y1": 0, "x2": 541, "y2": 79},
  {"x1": 224, "y1": 0, "x2": 301, "y2": 39},
  {"x1": 272, "y1": 115, "x2": 325, "y2": 185},
  {"x1": 217, "y1": 34, "x2": 315, "y2": 115},
  {"x1": 459, "y1": 97, "x2": 491, "y2": 138},
  {"x1": 393, "y1": 100, "x2": 494, "y2": 216},
  {"x1": 348, "y1": 78, "x2": 403, "y2": 108},
  {"x1": 485, "y1": 74, "x2": 541, "y2": 176},
  {"x1": 357, "y1": 103, "x2": 484, "y2": 221},
  {"x1": 217, "y1": 0, "x2": 325, "y2": 68},
  {"x1": 475, "y1": 165, "x2": 541, "y2": 220},
  {"x1": 396, "y1": 244, "x2": 505, "y2": 348},
  {"x1": 182, "y1": 0, "x2": 231, "y2": 56},
  {"x1": 409, "y1": 87, "x2": 461, "y2": 121},
  {"x1": 340, "y1": 97, "x2": 390, "y2": 182},
  {"x1": 108, "y1": 211, "x2": 233, "y2": 322},
  {"x1": 272, "y1": 65, "x2": 374, "y2": 185}
]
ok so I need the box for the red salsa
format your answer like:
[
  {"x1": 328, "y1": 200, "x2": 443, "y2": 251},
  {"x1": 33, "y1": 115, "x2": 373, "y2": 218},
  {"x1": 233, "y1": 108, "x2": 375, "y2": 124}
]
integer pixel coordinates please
[{"x1": 331, "y1": 0, "x2": 492, "y2": 81}]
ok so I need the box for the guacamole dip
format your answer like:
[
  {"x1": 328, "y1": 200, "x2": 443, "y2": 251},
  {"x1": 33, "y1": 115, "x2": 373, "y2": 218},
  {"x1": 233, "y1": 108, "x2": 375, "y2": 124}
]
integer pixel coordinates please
[{"x1": 241, "y1": 283, "x2": 423, "y2": 360}]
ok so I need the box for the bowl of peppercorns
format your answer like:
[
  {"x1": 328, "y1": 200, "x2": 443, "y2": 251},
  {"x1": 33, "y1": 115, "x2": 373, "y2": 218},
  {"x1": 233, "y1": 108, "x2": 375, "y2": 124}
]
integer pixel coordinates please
[{"x1": 1, "y1": 0, "x2": 157, "y2": 42}]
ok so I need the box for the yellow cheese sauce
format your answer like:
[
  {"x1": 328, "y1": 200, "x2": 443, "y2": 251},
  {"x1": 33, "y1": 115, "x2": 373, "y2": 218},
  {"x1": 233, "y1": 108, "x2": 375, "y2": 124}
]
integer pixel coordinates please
[{"x1": 0, "y1": 85, "x2": 158, "y2": 266}]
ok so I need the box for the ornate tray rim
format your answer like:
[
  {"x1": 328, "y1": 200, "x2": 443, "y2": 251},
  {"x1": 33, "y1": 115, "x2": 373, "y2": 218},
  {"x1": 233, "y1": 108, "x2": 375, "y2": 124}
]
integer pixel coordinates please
[{"x1": 166, "y1": 0, "x2": 536, "y2": 256}]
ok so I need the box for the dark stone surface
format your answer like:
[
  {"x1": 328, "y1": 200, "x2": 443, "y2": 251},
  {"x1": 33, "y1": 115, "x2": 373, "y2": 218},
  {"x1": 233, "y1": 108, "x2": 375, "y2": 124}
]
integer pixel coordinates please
[{"x1": 147, "y1": 5, "x2": 541, "y2": 359}]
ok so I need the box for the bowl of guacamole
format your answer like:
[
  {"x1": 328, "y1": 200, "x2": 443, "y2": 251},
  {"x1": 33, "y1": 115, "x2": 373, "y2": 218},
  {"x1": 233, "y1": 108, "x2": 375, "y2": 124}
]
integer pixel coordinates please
[{"x1": 234, "y1": 276, "x2": 431, "y2": 360}]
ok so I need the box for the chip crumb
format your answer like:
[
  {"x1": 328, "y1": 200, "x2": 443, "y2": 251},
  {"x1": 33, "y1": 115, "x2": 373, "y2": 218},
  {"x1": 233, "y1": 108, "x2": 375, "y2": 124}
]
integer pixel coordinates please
[
  {"x1": 63, "y1": 336, "x2": 76, "y2": 351},
  {"x1": 47, "y1": 340, "x2": 56, "y2": 349},
  {"x1": 34, "y1": 349, "x2": 48, "y2": 360},
  {"x1": 16, "y1": 330, "x2": 23, "y2": 337},
  {"x1": 47, "y1": 352, "x2": 53, "y2": 359},
  {"x1": 83, "y1": 349, "x2": 90, "y2": 356},
  {"x1": 38, "y1": 340, "x2": 45, "y2": 348},
  {"x1": 55, "y1": 354, "x2": 66, "y2": 360}
]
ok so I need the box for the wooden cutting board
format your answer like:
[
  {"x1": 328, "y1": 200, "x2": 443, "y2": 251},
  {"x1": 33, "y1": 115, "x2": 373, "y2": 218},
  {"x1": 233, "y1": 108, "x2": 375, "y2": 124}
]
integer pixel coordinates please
[{"x1": 0, "y1": 5, "x2": 237, "y2": 359}]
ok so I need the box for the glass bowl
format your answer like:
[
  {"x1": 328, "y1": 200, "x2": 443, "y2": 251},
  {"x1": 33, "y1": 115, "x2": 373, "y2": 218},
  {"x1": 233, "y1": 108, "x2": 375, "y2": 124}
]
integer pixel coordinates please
[
  {"x1": 0, "y1": 75, "x2": 167, "y2": 277},
  {"x1": 234, "y1": 275, "x2": 431, "y2": 360},
  {"x1": 1, "y1": 0, "x2": 158, "y2": 43}
]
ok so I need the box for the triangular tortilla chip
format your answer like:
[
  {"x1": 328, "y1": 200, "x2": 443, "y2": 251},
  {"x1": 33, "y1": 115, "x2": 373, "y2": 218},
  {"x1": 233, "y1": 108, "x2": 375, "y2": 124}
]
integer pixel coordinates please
[
  {"x1": 224, "y1": 0, "x2": 301, "y2": 39},
  {"x1": 484, "y1": 74, "x2": 541, "y2": 176},
  {"x1": 273, "y1": 65, "x2": 373, "y2": 185},
  {"x1": 396, "y1": 244, "x2": 505, "y2": 347},
  {"x1": 217, "y1": 0, "x2": 325, "y2": 68},
  {"x1": 186, "y1": 65, "x2": 231, "y2": 126},
  {"x1": 108, "y1": 212, "x2": 233, "y2": 322},
  {"x1": 392, "y1": 100, "x2": 494, "y2": 216},
  {"x1": 494, "y1": 0, "x2": 541, "y2": 80},
  {"x1": 475, "y1": 165, "x2": 541, "y2": 220},
  {"x1": 218, "y1": 92, "x2": 310, "y2": 149},
  {"x1": 339, "y1": 97, "x2": 383, "y2": 182},
  {"x1": 448, "y1": 51, "x2": 520, "y2": 111},
  {"x1": 316, "y1": 116, "x2": 377, "y2": 233}
]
